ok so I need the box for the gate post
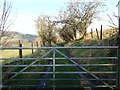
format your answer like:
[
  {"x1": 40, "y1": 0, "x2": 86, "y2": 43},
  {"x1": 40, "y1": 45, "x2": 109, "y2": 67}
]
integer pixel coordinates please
[
  {"x1": 100, "y1": 25, "x2": 102, "y2": 40},
  {"x1": 53, "y1": 48, "x2": 56, "y2": 90},
  {"x1": 31, "y1": 42, "x2": 34, "y2": 54},
  {"x1": 19, "y1": 40, "x2": 22, "y2": 62},
  {"x1": 117, "y1": 17, "x2": 120, "y2": 90}
]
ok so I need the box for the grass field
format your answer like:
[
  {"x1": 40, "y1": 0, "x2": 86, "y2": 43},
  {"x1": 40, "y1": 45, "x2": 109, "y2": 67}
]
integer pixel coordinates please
[
  {"x1": 0, "y1": 49, "x2": 34, "y2": 64},
  {"x1": 1, "y1": 50, "x2": 32, "y2": 58}
]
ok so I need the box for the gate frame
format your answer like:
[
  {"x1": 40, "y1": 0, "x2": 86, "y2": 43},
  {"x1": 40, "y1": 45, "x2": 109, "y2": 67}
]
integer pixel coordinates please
[{"x1": 0, "y1": 46, "x2": 119, "y2": 89}]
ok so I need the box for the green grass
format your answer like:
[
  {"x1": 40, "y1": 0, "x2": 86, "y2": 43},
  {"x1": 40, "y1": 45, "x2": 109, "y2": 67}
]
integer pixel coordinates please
[
  {"x1": 1, "y1": 50, "x2": 32, "y2": 58},
  {"x1": 2, "y1": 51, "x2": 48, "y2": 90},
  {"x1": 68, "y1": 36, "x2": 117, "y2": 86},
  {"x1": 45, "y1": 49, "x2": 82, "y2": 89},
  {"x1": 1, "y1": 49, "x2": 34, "y2": 64},
  {"x1": 2, "y1": 48, "x2": 81, "y2": 90}
]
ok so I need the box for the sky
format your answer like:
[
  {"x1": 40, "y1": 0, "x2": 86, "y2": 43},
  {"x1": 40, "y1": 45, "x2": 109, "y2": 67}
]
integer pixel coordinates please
[{"x1": 1, "y1": 0, "x2": 118, "y2": 35}]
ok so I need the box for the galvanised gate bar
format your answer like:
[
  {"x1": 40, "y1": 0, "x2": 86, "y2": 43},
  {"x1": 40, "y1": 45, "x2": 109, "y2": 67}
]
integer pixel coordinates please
[{"x1": 0, "y1": 46, "x2": 119, "y2": 90}]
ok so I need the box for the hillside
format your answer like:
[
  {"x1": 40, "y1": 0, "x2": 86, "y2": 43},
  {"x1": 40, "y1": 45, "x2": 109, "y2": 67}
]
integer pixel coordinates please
[
  {"x1": 85, "y1": 28, "x2": 118, "y2": 40},
  {"x1": 64, "y1": 28, "x2": 118, "y2": 46},
  {"x1": 63, "y1": 28, "x2": 118, "y2": 65},
  {"x1": 18, "y1": 34, "x2": 38, "y2": 42},
  {"x1": 0, "y1": 30, "x2": 38, "y2": 42},
  {"x1": 0, "y1": 30, "x2": 38, "y2": 47}
]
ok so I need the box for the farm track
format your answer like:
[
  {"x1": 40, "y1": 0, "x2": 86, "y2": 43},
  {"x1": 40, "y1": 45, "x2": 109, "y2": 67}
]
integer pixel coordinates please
[
  {"x1": 64, "y1": 48, "x2": 92, "y2": 90},
  {"x1": 63, "y1": 48, "x2": 115, "y2": 90},
  {"x1": 36, "y1": 48, "x2": 93, "y2": 90},
  {"x1": 36, "y1": 60, "x2": 52, "y2": 90}
]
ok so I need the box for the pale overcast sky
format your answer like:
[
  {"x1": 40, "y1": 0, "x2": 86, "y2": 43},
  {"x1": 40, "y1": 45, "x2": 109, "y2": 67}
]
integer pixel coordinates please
[{"x1": 4, "y1": 0, "x2": 118, "y2": 35}]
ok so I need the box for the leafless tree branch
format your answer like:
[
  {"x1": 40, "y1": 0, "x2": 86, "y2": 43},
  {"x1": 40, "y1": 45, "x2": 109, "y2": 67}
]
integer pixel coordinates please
[{"x1": 0, "y1": 0, "x2": 15, "y2": 46}]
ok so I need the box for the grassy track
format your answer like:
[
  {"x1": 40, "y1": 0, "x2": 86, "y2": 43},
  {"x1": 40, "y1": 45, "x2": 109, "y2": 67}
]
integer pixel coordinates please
[{"x1": 44, "y1": 49, "x2": 82, "y2": 90}]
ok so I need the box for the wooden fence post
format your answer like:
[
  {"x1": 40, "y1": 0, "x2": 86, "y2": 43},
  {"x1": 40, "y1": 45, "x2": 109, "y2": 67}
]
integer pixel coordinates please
[
  {"x1": 91, "y1": 28, "x2": 93, "y2": 38},
  {"x1": 96, "y1": 28, "x2": 99, "y2": 39},
  {"x1": 100, "y1": 25, "x2": 102, "y2": 40},
  {"x1": 31, "y1": 42, "x2": 34, "y2": 54},
  {"x1": 36, "y1": 41, "x2": 38, "y2": 47},
  {"x1": 19, "y1": 40, "x2": 22, "y2": 62}
]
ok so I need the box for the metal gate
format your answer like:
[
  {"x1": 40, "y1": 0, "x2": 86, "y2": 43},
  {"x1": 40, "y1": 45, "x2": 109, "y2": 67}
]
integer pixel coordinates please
[{"x1": 0, "y1": 46, "x2": 119, "y2": 90}]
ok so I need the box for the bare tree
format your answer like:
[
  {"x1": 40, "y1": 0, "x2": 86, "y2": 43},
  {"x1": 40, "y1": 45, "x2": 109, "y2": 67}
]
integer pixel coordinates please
[
  {"x1": 35, "y1": 15, "x2": 57, "y2": 46},
  {"x1": 0, "y1": 0, "x2": 15, "y2": 46},
  {"x1": 116, "y1": 0, "x2": 120, "y2": 7},
  {"x1": 58, "y1": 1, "x2": 102, "y2": 42},
  {"x1": 106, "y1": 1, "x2": 119, "y2": 32},
  {"x1": 107, "y1": 12, "x2": 118, "y2": 29}
]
